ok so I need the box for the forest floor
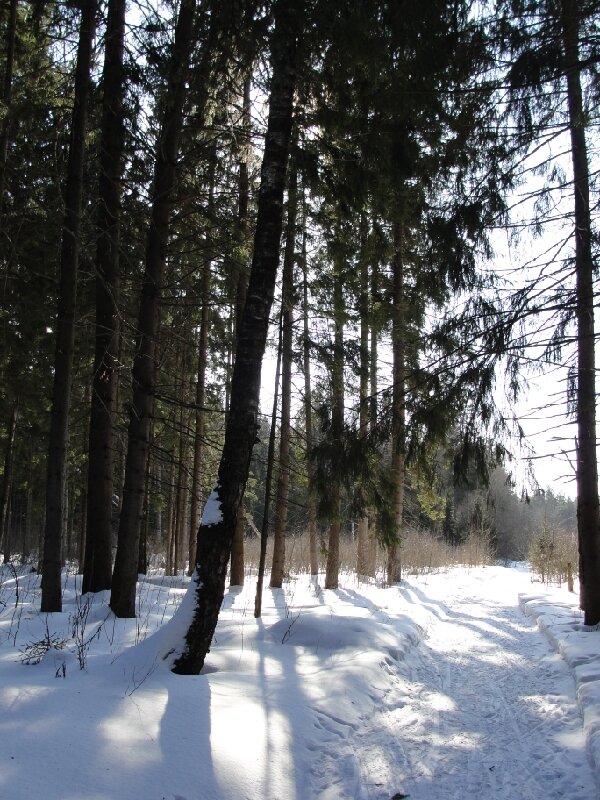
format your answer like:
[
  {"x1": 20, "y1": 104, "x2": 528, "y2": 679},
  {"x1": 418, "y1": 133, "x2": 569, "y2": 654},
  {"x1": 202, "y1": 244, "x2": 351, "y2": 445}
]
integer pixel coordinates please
[{"x1": 0, "y1": 562, "x2": 598, "y2": 800}]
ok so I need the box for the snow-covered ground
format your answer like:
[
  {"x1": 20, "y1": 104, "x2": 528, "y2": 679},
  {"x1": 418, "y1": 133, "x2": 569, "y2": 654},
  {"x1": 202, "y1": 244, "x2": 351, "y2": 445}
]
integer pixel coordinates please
[{"x1": 0, "y1": 563, "x2": 598, "y2": 800}]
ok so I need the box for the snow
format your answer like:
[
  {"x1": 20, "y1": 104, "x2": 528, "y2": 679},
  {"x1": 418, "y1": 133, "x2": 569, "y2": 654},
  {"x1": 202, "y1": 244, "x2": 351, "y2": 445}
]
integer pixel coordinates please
[
  {"x1": 0, "y1": 563, "x2": 599, "y2": 799},
  {"x1": 201, "y1": 485, "x2": 223, "y2": 526}
]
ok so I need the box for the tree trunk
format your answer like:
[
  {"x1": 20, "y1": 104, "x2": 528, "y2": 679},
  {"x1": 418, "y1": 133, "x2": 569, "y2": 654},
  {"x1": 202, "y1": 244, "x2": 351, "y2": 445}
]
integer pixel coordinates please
[
  {"x1": 23, "y1": 481, "x2": 32, "y2": 564},
  {"x1": 234, "y1": 72, "x2": 252, "y2": 329},
  {"x1": 230, "y1": 510, "x2": 245, "y2": 585},
  {"x1": 229, "y1": 83, "x2": 253, "y2": 587},
  {"x1": 367, "y1": 254, "x2": 379, "y2": 577},
  {"x1": 0, "y1": 0, "x2": 17, "y2": 229},
  {"x1": 165, "y1": 457, "x2": 176, "y2": 575},
  {"x1": 65, "y1": 474, "x2": 74, "y2": 563},
  {"x1": 172, "y1": 0, "x2": 301, "y2": 674},
  {"x1": 138, "y1": 474, "x2": 149, "y2": 575},
  {"x1": 188, "y1": 150, "x2": 215, "y2": 574},
  {"x1": 560, "y1": 0, "x2": 600, "y2": 625},
  {"x1": 270, "y1": 163, "x2": 298, "y2": 588},
  {"x1": 41, "y1": 0, "x2": 97, "y2": 612},
  {"x1": 325, "y1": 260, "x2": 344, "y2": 590},
  {"x1": 110, "y1": 0, "x2": 198, "y2": 617},
  {"x1": 175, "y1": 377, "x2": 190, "y2": 573},
  {"x1": 188, "y1": 259, "x2": 211, "y2": 573},
  {"x1": 255, "y1": 314, "x2": 283, "y2": 617},
  {"x1": 356, "y1": 213, "x2": 370, "y2": 578},
  {"x1": 387, "y1": 220, "x2": 406, "y2": 585},
  {"x1": 301, "y1": 219, "x2": 318, "y2": 576},
  {"x1": 0, "y1": 401, "x2": 17, "y2": 561},
  {"x1": 83, "y1": 0, "x2": 126, "y2": 594}
]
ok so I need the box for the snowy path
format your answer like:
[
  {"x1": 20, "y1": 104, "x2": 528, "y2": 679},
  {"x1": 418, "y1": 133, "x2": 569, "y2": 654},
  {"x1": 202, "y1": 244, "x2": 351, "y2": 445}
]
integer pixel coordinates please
[
  {"x1": 1, "y1": 565, "x2": 598, "y2": 800},
  {"x1": 349, "y1": 572, "x2": 598, "y2": 800}
]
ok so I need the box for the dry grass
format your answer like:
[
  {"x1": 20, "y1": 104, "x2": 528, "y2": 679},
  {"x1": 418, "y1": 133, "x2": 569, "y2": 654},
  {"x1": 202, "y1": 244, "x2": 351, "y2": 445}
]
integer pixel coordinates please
[{"x1": 242, "y1": 524, "x2": 494, "y2": 584}]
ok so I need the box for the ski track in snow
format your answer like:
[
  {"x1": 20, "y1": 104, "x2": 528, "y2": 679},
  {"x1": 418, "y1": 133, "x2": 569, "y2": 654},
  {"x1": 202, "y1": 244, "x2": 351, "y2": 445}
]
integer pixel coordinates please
[
  {"x1": 308, "y1": 573, "x2": 598, "y2": 800},
  {"x1": 0, "y1": 565, "x2": 598, "y2": 800}
]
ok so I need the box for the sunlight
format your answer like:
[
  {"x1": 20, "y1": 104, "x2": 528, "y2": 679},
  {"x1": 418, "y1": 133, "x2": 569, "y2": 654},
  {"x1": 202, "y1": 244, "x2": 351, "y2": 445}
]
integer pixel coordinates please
[
  {"x1": 211, "y1": 699, "x2": 267, "y2": 778},
  {"x1": 0, "y1": 685, "x2": 53, "y2": 710},
  {"x1": 99, "y1": 695, "x2": 166, "y2": 768}
]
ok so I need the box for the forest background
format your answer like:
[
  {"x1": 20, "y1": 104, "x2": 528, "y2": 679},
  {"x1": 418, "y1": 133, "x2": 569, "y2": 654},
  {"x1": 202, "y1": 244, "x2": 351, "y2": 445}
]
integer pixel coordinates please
[{"x1": 0, "y1": 0, "x2": 596, "y2": 658}]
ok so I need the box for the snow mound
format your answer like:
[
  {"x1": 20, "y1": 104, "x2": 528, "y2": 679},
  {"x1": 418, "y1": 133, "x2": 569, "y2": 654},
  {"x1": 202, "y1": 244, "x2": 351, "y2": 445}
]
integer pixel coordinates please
[{"x1": 520, "y1": 590, "x2": 600, "y2": 786}]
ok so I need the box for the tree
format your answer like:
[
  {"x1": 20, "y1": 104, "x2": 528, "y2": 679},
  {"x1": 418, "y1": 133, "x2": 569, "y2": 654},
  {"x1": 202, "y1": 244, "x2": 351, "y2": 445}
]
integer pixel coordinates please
[
  {"x1": 172, "y1": 0, "x2": 302, "y2": 674},
  {"x1": 502, "y1": 0, "x2": 600, "y2": 623},
  {"x1": 301, "y1": 204, "x2": 319, "y2": 576},
  {"x1": 83, "y1": 0, "x2": 127, "y2": 594},
  {"x1": 356, "y1": 214, "x2": 371, "y2": 578},
  {"x1": 387, "y1": 220, "x2": 406, "y2": 585},
  {"x1": 110, "y1": 0, "x2": 200, "y2": 617},
  {"x1": 270, "y1": 160, "x2": 298, "y2": 588},
  {"x1": 0, "y1": 400, "x2": 17, "y2": 558},
  {"x1": 324, "y1": 247, "x2": 345, "y2": 590},
  {"x1": 0, "y1": 0, "x2": 17, "y2": 228},
  {"x1": 188, "y1": 175, "x2": 214, "y2": 573},
  {"x1": 255, "y1": 314, "x2": 283, "y2": 616},
  {"x1": 229, "y1": 72, "x2": 254, "y2": 587},
  {"x1": 559, "y1": 0, "x2": 600, "y2": 623},
  {"x1": 41, "y1": 0, "x2": 98, "y2": 613}
]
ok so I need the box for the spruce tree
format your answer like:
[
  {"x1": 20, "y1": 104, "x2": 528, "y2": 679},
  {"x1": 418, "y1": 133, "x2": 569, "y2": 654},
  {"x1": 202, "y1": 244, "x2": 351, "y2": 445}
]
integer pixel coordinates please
[
  {"x1": 41, "y1": 0, "x2": 98, "y2": 612},
  {"x1": 83, "y1": 0, "x2": 127, "y2": 594},
  {"x1": 172, "y1": 0, "x2": 303, "y2": 673}
]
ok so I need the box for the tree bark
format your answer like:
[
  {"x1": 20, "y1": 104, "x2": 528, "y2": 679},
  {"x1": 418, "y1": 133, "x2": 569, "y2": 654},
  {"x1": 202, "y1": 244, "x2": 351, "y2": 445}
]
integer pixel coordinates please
[
  {"x1": 270, "y1": 163, "x2": 298, "y2": 588},
  {"x1": 83, "y1": 0, "x2": 126, "y2": 594},
  {"x1": 0, "y1": 0, "x2": 17, "y2": 230},
  {"x1": 367, "y1": 253, "x2": 379, "y2": 577},
  {"x1": 325, "y1": 259, "x2": 344, "y2": 590},
  {"x1": 0, "y1": 400, "x2": 17, "y2": 560},
  {"x1": 188, "y1": 148, "x2": 216, "y2": 575},
  {"x1": 387, "y1": 220, "x2": 406, "y2": 585},
  {"x1": 172, "y1": 0, "x2": 301, "y2": 674},
  {"x1": 234, "y1": 72, "x2": 252, "y2": 330},
  {"x1": 138, "y1": 472, "x2": 149, "y2": 575},
  {"x1": 175, "y1": 373, "x2": 190, "y2": 573},
  {"x1": 110, "y1": 0, "x2": 198, "y2": 617},
  {"x1": 165, "y1": 456, "x2": 176, "y2": 576},
  {"x1": 560, "y1": 0, "x2": 600, "y2": 625},
  {"x1": 356, "y1": 213, "x2": 370, "y2": 578},
  {"x1": 41, "y1": 0, "x2": 97, "y2": 612},
  {"x1": 255, "y1": 314, "x2": 283, "y2": 617},
  {"x1": 229, "y1": 79, "x2": 253, "y2": 586},
  {"x1": 188, "y1": 258, "x2": 211, "y2": 573},
  {"x1": 301, "y1": 218, "x2": 319, "y2": 576}
]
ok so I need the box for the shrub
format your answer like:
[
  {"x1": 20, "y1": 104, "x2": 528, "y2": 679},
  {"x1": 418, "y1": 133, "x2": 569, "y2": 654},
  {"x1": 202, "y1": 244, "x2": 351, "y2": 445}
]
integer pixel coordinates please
[{"x1": 528, "y1": 525, "x2": 578, "y2": 586}]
